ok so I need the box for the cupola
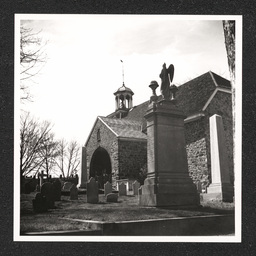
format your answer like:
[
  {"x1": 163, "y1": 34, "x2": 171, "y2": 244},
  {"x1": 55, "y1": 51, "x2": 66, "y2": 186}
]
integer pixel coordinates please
[
  {"x1": 113, "y1": 83, "x2": 134, "y2": 118},
  {"x1": 114, "y1": 83, "x2": 134, "y2": 111}
]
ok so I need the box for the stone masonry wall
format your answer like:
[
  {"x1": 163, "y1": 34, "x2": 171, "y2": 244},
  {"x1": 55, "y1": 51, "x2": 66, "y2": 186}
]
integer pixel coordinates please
[
  {"x1": 118, "y1": 139, "x2": 147, "y2": 180},
  {"x1": 185, "y1": 118, "x2": 209, "y2": 190},
  {"x1": 184, "y1": 91, "x2": 233, "y2": 190},
  {"x1": 85, "y1": 118, "x2": 119, "y2": 185}
]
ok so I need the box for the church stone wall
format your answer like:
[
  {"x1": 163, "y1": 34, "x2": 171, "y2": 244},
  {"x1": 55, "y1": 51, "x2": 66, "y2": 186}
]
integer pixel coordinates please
[
  {"x1": 118, "y1": 139, "x2": 147, "y2": 180},
  {"x1": 184, "y1": 91, "x2": 233, "y2": 190},
  {"x1": 85, "y1": 119, "x2": 119, "y2": 184},
  {"x1": 185, "y1": 118, "x2": 209, "y2": 190}
]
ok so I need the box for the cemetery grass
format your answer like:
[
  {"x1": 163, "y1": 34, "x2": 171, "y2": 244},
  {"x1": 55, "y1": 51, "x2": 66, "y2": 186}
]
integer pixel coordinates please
[{"x1": 20, "y1": 192, "x2": 234, "y2": 233}]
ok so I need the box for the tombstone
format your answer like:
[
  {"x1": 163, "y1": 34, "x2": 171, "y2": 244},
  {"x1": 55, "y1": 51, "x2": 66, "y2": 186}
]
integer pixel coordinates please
[
  {"x1": 132, "y1": 180, "x2": 140, "y2": 195},
  {"x1": 118, "y1": 182, "x2": 127, "y2": 196},
  {"x1": 196, "y1": 181, "x2": 202, "y2": 193},
  {"x1": 35, "y1": 184, "x2": 40, "y2": 192},
  {"x1": 86, "y1": 177, "x2": 99, "y2": 203},
  {"x1": 59, "y1": 179, "x2": 65, "y2": 188},
  {"x1": 38, "y1": 170, "x2": 47, "y2": 187},
  {"x1": 139, "y1": 75, "x2": 199, "y2": 207},
  {"x1": 106, "y1": 193, "x2": 118, "y2": 203},
  {"x1": 70, "y1": 184, "x2": 78, "y2": 200},
  {"x1": 32, "y1": 192, "x2": 48, "y2": 213},
  {"x1": 104, "y1": 181, "x2": 112, "y2": 196},
  {"x1": 53, "y1": 179, "x2": 62, "y2": 201},
  {"x1": 75, "y1": 174, "x2": 79, "y2": 185},
  {"x1": 41, "y1": 182, "x2": 55, "y2": 209},
  {"x1": 62, "y1": 182, "x2": 73, "y2": 191},
  {"x1": 205, "y1": 114, "x2": 234, "y2": 202}
]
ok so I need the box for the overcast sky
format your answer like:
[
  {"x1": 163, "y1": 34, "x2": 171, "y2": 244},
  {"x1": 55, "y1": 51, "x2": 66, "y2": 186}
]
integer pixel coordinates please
[{"x1": 17, "y1": 15, "x2": 230, "y2": 145}]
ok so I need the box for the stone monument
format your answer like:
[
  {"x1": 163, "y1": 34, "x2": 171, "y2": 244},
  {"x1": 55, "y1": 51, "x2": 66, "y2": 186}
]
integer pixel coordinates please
[
  {"x1": 139, "y1": 63, "x2": 200, "y2": 207},
  {"x1": 205, "y1": 114, "x2": 234, "y2": 202}
]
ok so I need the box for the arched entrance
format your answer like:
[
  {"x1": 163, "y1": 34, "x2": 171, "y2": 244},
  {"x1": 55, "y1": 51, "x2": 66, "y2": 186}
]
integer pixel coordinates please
[{"x1": 89, "y1": 147, "x2": 112, "y2": 188}]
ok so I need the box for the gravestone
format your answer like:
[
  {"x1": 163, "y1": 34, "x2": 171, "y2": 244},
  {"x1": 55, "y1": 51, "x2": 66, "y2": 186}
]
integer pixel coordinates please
[
  {"x1": 106, "y1": 193, "x2": 118, "y2": 202},
  {"x1": 53, "y1": 179, "x2": 62, "y2": 201},
  {"x1": 32, "y1": 192, "x2": 48, "y2": 213},
  {"x1": 205, "y1": 114, "x2": 234, "y2": 202},
  {"x1": 86, "y1": 177, "x2": 99, "y2": 203},
  {"x1": 62, "y1": 182, "x2": 73, "y2": 191},
  {"x1": 41, "y1": 182, "x2": 55, "y2": 209},
  {"x1": 35, "y1": 184, "x2": 40, "y2": 192},
  {"x1": 104, "y1": 181, "x2": 112, "y2": 196},
  {"x1": 132, "y1": 180, "x2": 140, "y2": 195},
  {"x1": 118, "y1": 182, "x2": 127, "y2": 196},
  {"x1": 38, "y1": 170, "x2": 47, "y2": 187},
  {"x1": 139, "y1": 70, "x2": 199, "y2": 207},
  {"x1": 196, "y1": 181, "x2": 202, "y2": 193},
  {"x1": 70, "y1": 184, "x2": 78, "y2": 200}
]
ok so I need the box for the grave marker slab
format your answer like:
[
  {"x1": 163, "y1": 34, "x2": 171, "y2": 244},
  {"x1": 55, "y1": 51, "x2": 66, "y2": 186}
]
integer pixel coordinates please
[
  {"x1": 41, "y1": 182, "x2": 55, "y2": 209},
  {"x1": 70, "y1": 184, "x2": 78, "y2": 200},
  {"x1": 86, "y1": 177, "x2": 99, "y2": 203},
  {"x1": 104, "y1": 181, "x2": 112, "y2": 196},
  {"x1": 118, "y1": 182, "x2": 127, "y2": 196},
  {"x1": 62, "y1": 182, "x2": 73, "y2": 191},
  {"x1": 106, "y1": 193, "x2": 118, "y2": 202},
  {"x1": 132, "y1": 180, "x2": 140, "y2": 195},
  {"x1": 53, "y1": 179, "x2": 62, "y2": 201},
  {"x1": 32, "y1": 192, "x2": 48, "y2": 213}
]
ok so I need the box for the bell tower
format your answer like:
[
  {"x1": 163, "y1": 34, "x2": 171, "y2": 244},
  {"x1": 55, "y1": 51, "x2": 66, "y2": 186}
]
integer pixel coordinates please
[{"x1": 113, "y1": 83, "x2": 134, "y2": 118}]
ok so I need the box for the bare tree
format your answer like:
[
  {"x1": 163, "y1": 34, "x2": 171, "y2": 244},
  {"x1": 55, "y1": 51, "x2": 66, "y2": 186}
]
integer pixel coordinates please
[
  {"x1": 20, "y1": 112, "x2": 53, "y2": 178},
  {"x1": 55, "y1": 139, "x2": 81, "y2": 178},
  {"x1": 223, "y1": 20, "x2": 235, "y2": 85},
  {"x1": 20, "y1": 25, "x2": 47, "y2": 102},
  {"x1": 37, "y1": 133, "x2": 59, "y2": 178}
]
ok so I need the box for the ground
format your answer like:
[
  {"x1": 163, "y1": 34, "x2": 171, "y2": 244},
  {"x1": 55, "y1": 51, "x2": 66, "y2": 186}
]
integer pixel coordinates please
[{"x1": 20, "y1": 191, "x2": 234, "y2": 234}]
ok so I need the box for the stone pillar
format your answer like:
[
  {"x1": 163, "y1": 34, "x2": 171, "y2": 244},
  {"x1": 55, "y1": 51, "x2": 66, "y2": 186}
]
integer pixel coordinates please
[
  {"x1": 206, "y1": 114, "x2": 234, "y2": 202},
  {"x1": 79, "y1": 146, "x2": 87, "y2": 188},
  {"x1": 139, "y1": 100, "x2": 199, "y2": 207}
]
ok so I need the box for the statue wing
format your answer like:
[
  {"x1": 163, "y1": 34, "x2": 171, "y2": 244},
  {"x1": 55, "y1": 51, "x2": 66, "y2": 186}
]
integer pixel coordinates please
[{"x1": 167, "y1": 64, "x2": 174, "y2": 82}]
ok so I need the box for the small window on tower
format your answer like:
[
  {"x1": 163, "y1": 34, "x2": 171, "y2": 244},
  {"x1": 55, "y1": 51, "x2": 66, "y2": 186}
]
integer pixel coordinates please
[{"x1": 97, "y1": 129, "x2": 101, "y2": 142}]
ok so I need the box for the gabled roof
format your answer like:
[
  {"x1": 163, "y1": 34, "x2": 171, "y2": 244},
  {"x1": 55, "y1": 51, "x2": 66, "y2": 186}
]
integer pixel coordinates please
[
  {"x1": 99, "y1": 116, "x2": 147, "y2": 140},
  {"x1": 121, "y1": 71, "x2": 231, "y2": 120}
]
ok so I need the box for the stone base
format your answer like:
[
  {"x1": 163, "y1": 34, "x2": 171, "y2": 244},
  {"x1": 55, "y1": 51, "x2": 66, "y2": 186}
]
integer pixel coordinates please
[
  {"x1": 139, "y1": 178, "x2": 200, "y2": 207},
  {"x1": 204, "y1": 183, "x2": 234, "y2": 202}
]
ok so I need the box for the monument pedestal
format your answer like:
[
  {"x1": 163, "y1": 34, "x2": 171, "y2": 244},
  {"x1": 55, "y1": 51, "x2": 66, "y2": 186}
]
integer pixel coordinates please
[
  {"x1": 203, "y1": 183, "x2": 234, "y2": 202},
  {"x1": 139, "y1": 100, "x2": 199, "y2": 207}
]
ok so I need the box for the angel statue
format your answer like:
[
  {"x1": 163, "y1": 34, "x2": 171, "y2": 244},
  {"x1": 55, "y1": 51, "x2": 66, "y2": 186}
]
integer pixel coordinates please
[{"x1": 159, "y1": 63, "x2": 174, "y2": 100}]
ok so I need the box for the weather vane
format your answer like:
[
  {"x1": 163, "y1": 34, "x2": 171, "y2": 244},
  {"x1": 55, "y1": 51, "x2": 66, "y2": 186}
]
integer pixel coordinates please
[{"x1": 120, "y1": 60, "x2": 125, "y2": 85}]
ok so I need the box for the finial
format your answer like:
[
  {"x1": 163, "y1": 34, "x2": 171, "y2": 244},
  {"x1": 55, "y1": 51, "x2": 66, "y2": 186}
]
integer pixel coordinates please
[
  {"x1": 170, "y1": 84, "x2": 178, "y2": 101},
  {"x1": 149, "y1": 80, "x2": 159, "y2": 103}
]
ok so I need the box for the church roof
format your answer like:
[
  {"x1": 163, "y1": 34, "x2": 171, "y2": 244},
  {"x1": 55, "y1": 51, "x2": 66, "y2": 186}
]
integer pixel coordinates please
[
  {"x1": 101, "y1": 71, "x2": 231, "y2": 139},
  {"x1": 122, "y1": 71, "x2": 231, "y2": 120},
  {"x1": 99, "y1": 116, "x2": 147, "y2": 140}
]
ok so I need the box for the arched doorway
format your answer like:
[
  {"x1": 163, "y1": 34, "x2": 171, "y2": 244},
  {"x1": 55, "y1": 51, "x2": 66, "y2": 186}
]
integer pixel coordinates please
[{"x1": 89, "y1": 147, "x2": 112, "y2": 188}]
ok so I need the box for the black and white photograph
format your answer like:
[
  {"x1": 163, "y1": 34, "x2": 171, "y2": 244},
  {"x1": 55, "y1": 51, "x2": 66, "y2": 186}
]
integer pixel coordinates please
[{"x1": 14, "y1": 14, "x2": 242, "y2": 242}]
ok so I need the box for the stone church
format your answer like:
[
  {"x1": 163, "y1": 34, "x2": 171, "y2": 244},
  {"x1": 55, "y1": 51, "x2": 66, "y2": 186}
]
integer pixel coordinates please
[{"x1": 80, "y1": 71, "x2": 233, "y2": 191}]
